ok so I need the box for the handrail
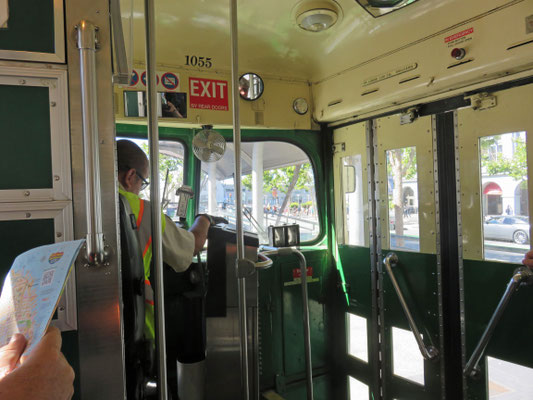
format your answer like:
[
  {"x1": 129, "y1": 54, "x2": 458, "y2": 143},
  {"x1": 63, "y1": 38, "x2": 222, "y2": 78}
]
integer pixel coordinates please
[
  {"x1": 143, "y1": 0, "x2": 168, "y2": 398},
  {"x1": 76, "y1": 20, "x2": 108, "y2": 266},
  {"x1": 259, "y1": 248, "x2": 313, "y2": 400},
  {"x1": 383, "y1": 253, "x2": 439, "y2": 361},
  {"x1": 463, "y1": 266, "x2": 533, "y2": 378}
]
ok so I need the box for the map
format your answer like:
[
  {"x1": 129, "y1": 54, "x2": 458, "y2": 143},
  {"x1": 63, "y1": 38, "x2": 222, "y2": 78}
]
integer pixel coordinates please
[{"x1": 0, "y1": 239, "x2": 84, "y2": 355}]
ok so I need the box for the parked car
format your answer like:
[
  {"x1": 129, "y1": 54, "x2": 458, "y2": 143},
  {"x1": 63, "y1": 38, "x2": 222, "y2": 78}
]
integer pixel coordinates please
[{"x1": 483, "y1": 215, "x2": 530, "y2": 244}]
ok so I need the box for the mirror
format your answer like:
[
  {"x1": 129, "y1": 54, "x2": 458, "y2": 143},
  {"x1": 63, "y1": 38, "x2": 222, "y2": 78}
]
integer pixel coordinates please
[
  {"x1": 343, "y1": 165, "x2": 356, "y2": 193},
  {"x1": 239, "y1": 73, "x2": 264, "y2": 101},
  {"x1": 124, "y1": 91, "x2": 187, "y2": 118}
]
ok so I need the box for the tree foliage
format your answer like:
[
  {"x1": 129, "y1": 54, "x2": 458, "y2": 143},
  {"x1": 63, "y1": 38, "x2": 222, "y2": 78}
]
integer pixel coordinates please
[
  {"x1": 481, "y1": 136, "x2": 527, "y2": 182},
  {"x1": 242, "y1": 163, "x2": 313, "y2": 194}
]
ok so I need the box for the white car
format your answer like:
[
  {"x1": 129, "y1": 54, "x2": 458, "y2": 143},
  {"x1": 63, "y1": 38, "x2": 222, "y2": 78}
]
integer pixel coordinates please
[{"x1": 483, "y1": 216, "x2": 530, "y2": 244}]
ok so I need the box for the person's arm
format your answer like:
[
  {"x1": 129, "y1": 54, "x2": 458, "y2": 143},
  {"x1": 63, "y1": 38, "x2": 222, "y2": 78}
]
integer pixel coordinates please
[
  {"x1": 0, "y1": 327, "x2": 75, "y2": 400},
  {"x1": 189, "y1": 215, "x2": 211, "y2": 255},
  {"x1": 522, "y1": 250, "x2": 533, "y2": 269}
]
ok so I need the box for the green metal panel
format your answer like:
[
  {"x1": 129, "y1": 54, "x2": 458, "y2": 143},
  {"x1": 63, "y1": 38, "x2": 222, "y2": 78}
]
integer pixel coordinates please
[
  {"x1": 0, "y1": 219, "x2": 55, "y2": 281},
  {"x1": 339, "y1": 245, "x2": 372, "y2": 315},
  {"x1": 464, "y1": 259, "x2": 533, "y2": 399},
  {"x1": 280, "y1": 374, "x2": 331, "y2": 400},
  {"x1": 381, "y1": 250, "x2": 441, "y2": 399},
  {"x1": 281, "y1": 253, "x2": 327, "y2": 376},
  {"x1": 0, "y1": 0, "x2": 55, "y2": 53},
  {"x1": 0, "y1": 84, "x2": 52, "y2": 190}
]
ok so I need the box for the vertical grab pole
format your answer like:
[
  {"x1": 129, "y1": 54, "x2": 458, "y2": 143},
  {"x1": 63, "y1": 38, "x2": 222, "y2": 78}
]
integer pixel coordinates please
[
  {"x1": 295, "y1": 250, "x2": 314, "y2": 400},
  {"x1": 230, "y1": 1, "x2": 250, "y2": 399},
  {"x1": 143, "y1": 0, "x2": 168, "y2": 399},
  {"x1": 77, "y1": 21, "x2": 107, "y2": 266}
]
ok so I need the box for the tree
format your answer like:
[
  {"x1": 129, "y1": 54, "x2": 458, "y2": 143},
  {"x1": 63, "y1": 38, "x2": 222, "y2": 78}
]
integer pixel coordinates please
[
  {"x1": 481, "y1": 136, "x2": 527, "y2": 183},
  {"x1": 140, "y1": 143, "x2": 184, "y2": 209},
  {"x1": 242, "y1": 163, "x2": 314, "y2": 223},
  {"x1": 387, "y1": 147, "x2": 417, "y2": 246}
]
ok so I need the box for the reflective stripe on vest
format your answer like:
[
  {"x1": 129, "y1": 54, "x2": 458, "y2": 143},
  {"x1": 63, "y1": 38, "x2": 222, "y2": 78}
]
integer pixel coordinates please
[{"x1": 119, "y1": 187, "x2": 166, "y2": 340}]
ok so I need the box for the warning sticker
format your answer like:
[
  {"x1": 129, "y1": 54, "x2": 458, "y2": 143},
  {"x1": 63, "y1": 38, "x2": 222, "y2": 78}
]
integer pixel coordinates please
[
  {"x1": 284, "y1": 266, "x2": 319, "y2": 287},
  {"x1": 445, "y1": 27, "x2": 474, "y2": 47},
  {"x1": 141, "y1": 71, "x2": 160, "y2": 86},
  {"x1": 189, "y1": 77, "x2": 229, "y2": 111}
]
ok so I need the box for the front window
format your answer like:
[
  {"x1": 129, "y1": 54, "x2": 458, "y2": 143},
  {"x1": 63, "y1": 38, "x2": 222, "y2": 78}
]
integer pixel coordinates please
[
  {"x1": 118, "y1": 138, "x2": 185, "y2": 220},
  {"x1": 198, "y1": 141, "x2": 319, "y2": 244}
]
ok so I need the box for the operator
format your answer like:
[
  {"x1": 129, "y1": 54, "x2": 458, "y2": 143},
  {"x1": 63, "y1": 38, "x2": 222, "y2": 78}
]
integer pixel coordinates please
[
  {"x1": 117, "y1": 139, "x2": 212, "y2": 340},
  {"x1": 0, "y1": 327, "x2": 75, "y2": 400},
  {"x1": 523, "y1": 250, "x2": 533, "y2": 269}
]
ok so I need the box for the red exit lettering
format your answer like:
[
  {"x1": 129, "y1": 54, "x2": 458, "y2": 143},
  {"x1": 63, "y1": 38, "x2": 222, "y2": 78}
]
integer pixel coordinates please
[{"x1": 189, "y1": 77, "x2": 229, "y2": 111}]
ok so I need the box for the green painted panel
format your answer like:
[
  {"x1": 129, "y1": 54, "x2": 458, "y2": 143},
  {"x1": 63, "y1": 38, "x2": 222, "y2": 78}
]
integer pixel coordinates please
[
  {"x1": 0, "y1": 219, "x2": 55, "y2": 283},
  {"x1": 464, "y1": 259, "x2": 533, "y2": 368},
  {"x1": 61, "y1": 331, "x2": 80, "y2": 400},
  {"x1": 280, "y1": 374, "x2": 331, "y2": 400},
  {"x1": 338, "y1": 245, "x2": 372, "y2": 315},
  {"x1": 0, "y1": 85, "x2": 52, "y2": 190},
  {"x1": 281, "y1": 254, "x2": 328, "y2": 376},
  {"x1": 381, "y1": 250, "x2": 441, "y2": 399},
  {"x1": 0, "y1": 0, "x2": 55, "y2": 53}
]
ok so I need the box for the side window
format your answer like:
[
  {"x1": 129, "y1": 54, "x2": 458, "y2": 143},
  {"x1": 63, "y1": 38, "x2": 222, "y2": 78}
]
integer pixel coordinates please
[
  {"x1": 386, "y1": 146, "x2": 419, "y2": 252},
  {"x1": 198, "y1": 141, "x2": 319, "y2": 244},
  {"x1": 117, "y1": 138, "x2": 185, "y2": 220},
  {"x1": 480, "y1": 132, "x2": 529, "y2": 262}
]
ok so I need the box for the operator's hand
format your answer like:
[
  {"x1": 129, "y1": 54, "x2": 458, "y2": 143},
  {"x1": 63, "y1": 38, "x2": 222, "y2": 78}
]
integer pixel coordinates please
[
  {"x1": 0, "y1": 326, "x2": 75, "y2": 400},
  {"x1": 522, "y1": 250, "x2": 533, "y2": 270},
  {"x1": 196, "y1": 214, "x2": 229, "y2": 226}
]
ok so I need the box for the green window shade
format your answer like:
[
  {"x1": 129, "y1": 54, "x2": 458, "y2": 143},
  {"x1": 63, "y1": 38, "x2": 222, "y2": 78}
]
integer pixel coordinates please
[
  {"x1": 0, "y1": 85, "x2": 53, "y2": 190},
  {"x1": 0, "y1": 0, "x2": 55, "y2": 53},
  {"x1": 0, "y1": 219, "x2": 55, "y2": 285}
]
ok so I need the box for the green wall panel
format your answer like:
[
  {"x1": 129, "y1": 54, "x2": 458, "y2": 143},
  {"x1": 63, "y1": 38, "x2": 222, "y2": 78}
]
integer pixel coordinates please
[
  {"x1": 338, "y1": 245, "x2": 372, "y2": 315},
  {"x1": 0, "y1": 0, "x2": 55, "y2": 53},
  {"x1": 0, "y1": 85, "x2": 52, "y2": 190},
  {"x1": 464, "y1": 259, "x2": 533, "y2": 368},
  {"x1": 0, "y1": 219, "x2": 55, "y2": 282}
]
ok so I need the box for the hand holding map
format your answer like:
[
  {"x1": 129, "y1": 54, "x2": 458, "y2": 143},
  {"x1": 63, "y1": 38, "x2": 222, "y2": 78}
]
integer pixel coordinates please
[{"x1": 0, "y1": 239, "x2": 85, "y2": 355}]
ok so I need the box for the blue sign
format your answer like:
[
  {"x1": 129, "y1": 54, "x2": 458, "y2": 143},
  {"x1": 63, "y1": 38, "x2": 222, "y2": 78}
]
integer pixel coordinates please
[
  {"x1": 129, "y1": 70, "x2": 139, "y2": 86},
  {"x1": 141, "y1": 71, "x2": 159, "y2": 86},
  {"x1": 161, "y1": 72, "x2": 179, "y2": 90}
]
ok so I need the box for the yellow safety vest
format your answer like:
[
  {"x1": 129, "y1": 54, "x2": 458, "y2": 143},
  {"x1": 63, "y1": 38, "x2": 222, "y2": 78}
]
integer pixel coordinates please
[{"x1": 119, "y1": 187, "x2": 166, "y2": 341}]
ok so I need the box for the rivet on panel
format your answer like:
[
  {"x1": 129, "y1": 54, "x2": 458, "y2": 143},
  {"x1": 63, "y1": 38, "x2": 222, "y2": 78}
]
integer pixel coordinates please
[
  {"x1": 54, "y1": 175, "x2": 60, "y2": 181},
  {"x1": 56, "y1": 232, "x2": 63, "y2": 238},
  {"x1": 25, "y1": 213, "x2": 31, "y2": 218},
  {"x1": 58, "y1": 306, "x2": 65, "y2": 312},
  {"x1": 24, "y1": 191, "x2": 30, "y2": 197},
  {"x1": 19, "y1": 79, "x2": 26, "y2": 85},
  {"x1": 50, "y1": 101, "x2": 57, "y2": 107}
]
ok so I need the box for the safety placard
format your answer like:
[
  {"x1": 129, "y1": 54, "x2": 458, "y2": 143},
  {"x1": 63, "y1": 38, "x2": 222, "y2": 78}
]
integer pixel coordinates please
[
  {"x1": 189, "y1": 77, "x2": 229, "y2": 111},
  {"x1": 161, "y1": 72, "x2": 180, "y2": 90},
  {"x1": 445, "y1": 27, "x2": 474, "y2": 47}
]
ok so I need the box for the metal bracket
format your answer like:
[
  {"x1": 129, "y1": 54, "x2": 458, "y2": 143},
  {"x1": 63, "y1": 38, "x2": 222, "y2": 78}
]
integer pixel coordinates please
[
  {"x1": 236, "y1": 258, "x2": 256, "y2": 278},
  {"x1": 466, "y1": 92, "x2": 497, "y2": 111},
  {"x1": 400, "y1": 107, "x2": 419, "y2": 125},
  {"x1": 332, "y1": 142, "x2": 345, "y2": 154}
]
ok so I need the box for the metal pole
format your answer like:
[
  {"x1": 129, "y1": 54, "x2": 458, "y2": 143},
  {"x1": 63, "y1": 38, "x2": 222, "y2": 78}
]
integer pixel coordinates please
[
  {"x1": 143, "y1": 0, "x2": 168, "y2": 398},
  {"x1": 295, "y1": 250, "x2": 314, "y2": 400},
  {"x1": 77, "y1": 20, "x2": 107, "y2": 266},
  {"x1": 464, "y1": 267, "x2": 533, "y2": 378},
  {"x1": 383, "y1": 253, "x2": 438, "y2": 361},
  {"x1": 230, "y1": 0, "x2": 250, "y2": 398}
]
